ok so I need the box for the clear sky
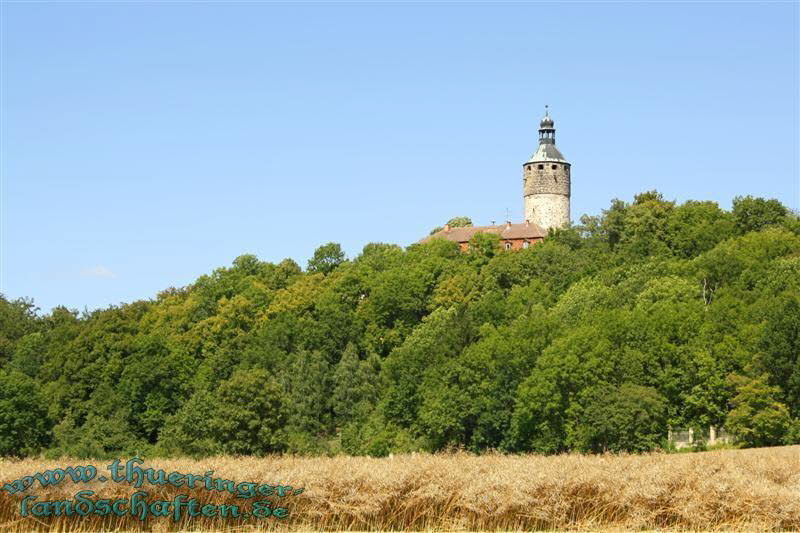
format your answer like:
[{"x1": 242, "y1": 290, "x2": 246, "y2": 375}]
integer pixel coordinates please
[{"x1": 2, "y1": 1, "x2": 798, "y2": 314}]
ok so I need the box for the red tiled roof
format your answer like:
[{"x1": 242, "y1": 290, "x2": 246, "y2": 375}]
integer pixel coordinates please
[{"x1": 419, "y1": 221, "x2": 547, "y2": 244}]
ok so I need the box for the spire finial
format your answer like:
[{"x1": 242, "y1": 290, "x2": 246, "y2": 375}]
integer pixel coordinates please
[{"x1": 545, "y1": 104, "x2": 549, "y2": 117}]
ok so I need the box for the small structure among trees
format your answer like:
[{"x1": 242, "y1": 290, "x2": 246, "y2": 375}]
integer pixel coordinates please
[
  {"x1": 668, "y1": 426, "x2": 733, "y2": 450},
  {"x1": 422, "y1": 220, "x2": 546, "y2": 252}
]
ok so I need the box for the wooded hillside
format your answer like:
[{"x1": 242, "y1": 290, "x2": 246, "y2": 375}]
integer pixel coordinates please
[{"x1": 1, "y1": 192, "x2": 798, "y2": 458}]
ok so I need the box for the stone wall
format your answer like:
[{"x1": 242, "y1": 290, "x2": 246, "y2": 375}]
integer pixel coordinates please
[
  {"x1": 523, "y1": 162, "x2": 570, "y2": 196},
  {"x1": 523, "y1": 162, "x2": 570, "y2": 231},
  {"x1": 524, "y1": 193, "x2": 570, "y2": 230}
]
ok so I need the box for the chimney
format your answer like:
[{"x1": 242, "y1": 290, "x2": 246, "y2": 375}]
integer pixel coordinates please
[
  {"x1": 525, "y1": 219, "x2": 530, "y2": 226},
  {"x1": 506, "y1": 221, "x2": 512, "y2": 229},
  {"x1": 444, "y1": 223, "x2": 451, "y2": 232}
]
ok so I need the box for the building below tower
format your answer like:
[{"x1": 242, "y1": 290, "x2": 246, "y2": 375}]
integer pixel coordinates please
[{"x1": 420, "y1": 220, "x2": 546, "y2": 251}]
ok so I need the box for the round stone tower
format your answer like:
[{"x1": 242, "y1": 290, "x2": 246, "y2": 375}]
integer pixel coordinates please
[{"x1": 523, "y1": 107, "x2": 571, "y2": 231}]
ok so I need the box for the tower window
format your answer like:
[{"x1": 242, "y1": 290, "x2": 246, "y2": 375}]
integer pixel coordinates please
[
  {"x1": 537, "y1": 164, "x2": 544, "y2": 170},
  {"x1": 552, "y1": 164, "x2": 557, "y2": 169}
]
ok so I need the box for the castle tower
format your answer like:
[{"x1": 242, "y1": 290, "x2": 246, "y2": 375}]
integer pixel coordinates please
[{"x1": 523, "y1": 107, "x2": 571, "y2": 231}]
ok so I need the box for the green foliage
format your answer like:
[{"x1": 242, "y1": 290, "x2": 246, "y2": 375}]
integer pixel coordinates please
[
  {"x1": 732, "y1": 195, "x2": 788, "y2": 235},
  {"x1": 570, "y1": 383, "x2": 667, "y2": 453},
  {"x1": 616, "y1": 190, "x2": 676, "y2": 258},
  {"x1": 783, "y1": 417, "x2": 800, "y2": 445},
  {"x1": 447, "y1": 216, "x2": 473, "y2": 228},
  {"x1": 332, "y1": 344, "x2": 380, "y2": 425},
  {"x1": 755, "y1": 297, "x2": 800, "y2": 415},
  {"x1": 0, "y1": 369, "x2": 51, "y2": 456},
  {"x1": 158, "y1": 390, "x2": 220, "y2": 458},
  {"x1": 10, "y1": 332, "x2": 46, "y2": 377},
  {"x1": 382, "y1": 307, "x2": 473, "y2": 428},
  {"x1": 211, "y1": 369, "x2": 288, "y2": 455},
  {"x1": 666, "y1": 200, "x2": 735, "y2": 258},
  {"x1": 468, "y1": 232, "x2": 501, "y2": 264},
  {"x1": 0, "y1": 296, "x2": 40, "y2": 367},
  {"x1": 340, "y1": 410, "x2": 423, "y2": 456},
  {"x1": 3, "y1": 193, "x2": 799, "y2": 458},
  {"x1": 307, "y1": 242, "x2": 346, "y2": 274},
  {"x1": 546, "y1": 225, "x2": 583, "y2": 250},
  {"x1": 429, "y1": 216, "x2": 473, "y2": 235},
  {"x1": 287, "y1": 350, "x2": 332, "y2": 438},
  {"x1": 725, "y1": 375, "x2": 791, "y2": 447},
  {"x1": 49, "y1": 383, "x2": 146, "y2": 459}
]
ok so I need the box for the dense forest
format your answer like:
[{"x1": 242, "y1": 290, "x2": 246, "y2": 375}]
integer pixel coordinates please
[{"x1": 1, "y1": 192, "x2": 799, "y2": 459}]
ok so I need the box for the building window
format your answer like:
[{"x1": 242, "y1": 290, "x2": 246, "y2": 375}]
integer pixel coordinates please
[
  {"x1": 505, "y1": 242, "x2": 512, "y2": 250},
  {"x1": 551, "y1": 164, "x2": 557, "y2": 169},
  {"x1": 537, "y1": 164, "x2": 544, "y2": 170},
  {"x1": 523, "y1": 241, "x2": 530, "y2": 249}
]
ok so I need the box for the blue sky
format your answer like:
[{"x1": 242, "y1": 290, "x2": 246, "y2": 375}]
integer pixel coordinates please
[{"x1": 2, "y1": 1, "x2": 798, "y2": 314}]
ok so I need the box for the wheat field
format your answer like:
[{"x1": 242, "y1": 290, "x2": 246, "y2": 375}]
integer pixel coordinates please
[{"x1": 1, "y1": 446, "x2": 799, "y2": 532}]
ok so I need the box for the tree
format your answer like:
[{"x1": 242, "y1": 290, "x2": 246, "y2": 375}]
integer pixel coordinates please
[
  {"x1": 547, "y1": 226, "x2": 583, "y2": 250},
  {"x1": 732, "y1": 196, "x2": 787, "y2": 235},
  {"x1": 307, "y1": 242, "x2": 346, "y2": 274},
  {"x1": 340, "y1": 410, "x2": 421, "y2": 456},
  {"x1": 468, "y1": 232, "x2": 501, "y2": 264},
  {"x1": 117, "y1": 334, "x2": 194, "y2": 443},
  {"x1": 756, "y1": 297, "x2": 800, "y2": 415},
  {"x1": 666, "y1": 200, "x2": 735, "y2": 258},
  {"x1": 429, "y1": 216, "x2": 473, "y2": 235},
  {"x1": 601, "y1": 198, "x2": 628, "y2": 250},
  {"x1": 510, "y1": 324, "x2": 617, "y2": 454},
  {"x1": 286, "y1": 350, "x2": 333, "y2": 443},
  {"x1": 158, "y1": 390, "x2": 220, "y2": 458},
  {"x1": 570, "y1": 383, "x2": 667, "y2": 453},
  {"x1": 0, "y1": 295, "x2": 40, "y2": 366},
  {"x1": 50, "y1": 382, "x2": 145, "y2": 459},
  {"x1": 10, "y1": 332, "x2": 46, "y2": 377},
  {"x1": 447, "y1": 216, "x2": 473, "y2": 228},
  {"x1": 0, "y1": 369, "x2": 51, "y2": 457},
  {"x1": 616, "y1": 190, "x2": 676, "y2": 258},
  {"x1": 210, "y1": 369, "x2": 288, "y2": 455},
  {"x1": 417, "y1": 328, "x2": 526, "y2": 451},
  {"x1": 725, "y1": 374, "x2": 791, "y2": 448},
  {"x1": 332, "y1": 344, "x2": 380, "y2": 426},
  {"x1": 381, "y1": 307, "x2": 472, "y2": 428}
]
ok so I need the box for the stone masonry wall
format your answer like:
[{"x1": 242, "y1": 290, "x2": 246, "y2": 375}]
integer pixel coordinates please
[
  {"x1": 525, "y1": 194, "x2": 570, "y2": 230},
  {"x1": 523, "y1": 162, "x2": 571, "y2": 230},
  {"x1": 523, "y1": 162, "x2": 570, "y2": 196}
]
